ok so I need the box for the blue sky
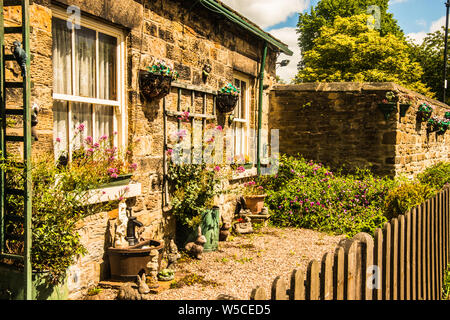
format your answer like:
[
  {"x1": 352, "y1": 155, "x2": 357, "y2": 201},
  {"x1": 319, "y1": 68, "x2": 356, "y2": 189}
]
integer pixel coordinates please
[{"x1": 222, "y1": 0, "x2": 448, "y2": 82}]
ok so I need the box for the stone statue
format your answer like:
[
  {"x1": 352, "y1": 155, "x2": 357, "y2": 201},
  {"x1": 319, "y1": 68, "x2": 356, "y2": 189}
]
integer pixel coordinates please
[
  {"x1": 145, "y1": 249, "x2": 160, "y2": 288},
  {"x1": 219, "y1": 215, "x2": 231, "y2": 241},
  {"x1": 185, "y1": 226, "x2": 207, "y2": 260},
  {"x1": 166, "y1": 239, "x2": 181, "y2": 270},
  {"x1": 114, "y1": 202, "x2": 129, "y2": 248}
]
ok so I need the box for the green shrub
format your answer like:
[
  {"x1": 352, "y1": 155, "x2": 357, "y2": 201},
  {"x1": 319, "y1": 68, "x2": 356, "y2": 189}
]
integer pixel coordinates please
[
  {"x1": 417, "y1": 161, "x2": 450, "y2": 191},
  {"x1": 383, "y1": 182, "x2": 436, "y2": 220},
  {"x1": 263, "y1": 155, "x2": 396, "y2": 237}
]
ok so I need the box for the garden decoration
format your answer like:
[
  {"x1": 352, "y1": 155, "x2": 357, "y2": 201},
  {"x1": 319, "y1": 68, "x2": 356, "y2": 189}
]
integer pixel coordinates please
[
  {"x1": 399, "y1": 94, "x2": 413, "y2": 117},
  {"x1": 417, "y1": 102, "x2": 433, "y2": 122},
  {"x1": 157, "y1": 269, "x2": 175, "y2": 281},
  {"x1": 184, "y1": 226, "x2": 207, "y2": 260},
  {"x1": 217, "y1": 83, "x2": 240, "y2": 113},
  {"x1": 219, "y1": 216, "x2": 231, "y2": 241},
  {"x1": 202, "y1": 63, "x2": 212, "y2": 82},
  {"x1": 437, "y1": 118, "x2": 450, "y2": 135},
  {"x1": 166, "y1": 239, "x2": 181, "y2": 270},
  {"x1": 242, "y1": 180, "x2": 267, "y2": 215},
  {"x1": 377, "y1": 91, "x2": 398, "y2": 120},
  {"x1": 139, "y1": 59, "x2": 179, "y2": 101},
  {"x1": 427, "y1": 116, "x2": 441, "y2": 133}
]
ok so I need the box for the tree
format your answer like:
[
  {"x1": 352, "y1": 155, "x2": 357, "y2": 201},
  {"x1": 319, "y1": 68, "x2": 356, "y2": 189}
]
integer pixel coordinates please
[
  {"x1": 297, "y1": 0, "x2": 404, "y2": 65},
  {"x1": 408, "y1": 28, "x2": 449, "y2": 104},
  {"x1": 294, "y1": 14, "x2": 432, "y2": 96}
]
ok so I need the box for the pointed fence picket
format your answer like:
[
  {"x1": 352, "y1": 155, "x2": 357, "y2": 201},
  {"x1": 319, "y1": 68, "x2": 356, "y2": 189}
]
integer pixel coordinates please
[{"x1": 249, "y1": 185, "x2": 450, "y2": 300}]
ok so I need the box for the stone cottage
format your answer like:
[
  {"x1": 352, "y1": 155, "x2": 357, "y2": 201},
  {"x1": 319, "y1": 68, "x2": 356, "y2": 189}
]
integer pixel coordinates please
[{"x1": 2, "y1": 0, "x2": 292, "y2": 298}]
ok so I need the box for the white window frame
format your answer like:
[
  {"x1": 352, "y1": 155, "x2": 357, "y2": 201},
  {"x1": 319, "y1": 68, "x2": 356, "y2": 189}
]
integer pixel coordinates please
[
  {"x1": 231, "y1": 74, "x2": 250, "y2": 162},
  {"x1": 52, "y1": 7, "x2": 127, "y2": 157}
]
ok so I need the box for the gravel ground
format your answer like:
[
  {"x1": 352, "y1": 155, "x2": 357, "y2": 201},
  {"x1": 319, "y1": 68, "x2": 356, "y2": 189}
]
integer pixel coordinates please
[{"x1": 90, "y1": 226, "x2": 345, "y2": 300}]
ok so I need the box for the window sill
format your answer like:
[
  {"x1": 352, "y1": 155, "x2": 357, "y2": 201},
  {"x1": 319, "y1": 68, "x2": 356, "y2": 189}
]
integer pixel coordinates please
[
  {"x1": 85, "y1": 182, "x2": 142, "y2": 205},
  {"x1": 231, "y1": 167, "x2": 257, "y2": 181}
]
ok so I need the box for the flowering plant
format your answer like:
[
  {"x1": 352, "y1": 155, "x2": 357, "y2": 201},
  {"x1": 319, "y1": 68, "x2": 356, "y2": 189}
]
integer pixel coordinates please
[
  {"x1": 445, "y1": 111, "x2": 450, "y2": 120},
  {"x1": 147, "y1": 59, "x2": 179, "y2": 80},
  {"x1": 381, "y1": 91, "x2": 398, "y2": 104},
  {"x1": 242, "y1": 180, "x2": 266, "y2": 196},
  {"x1": 56, "y1": 125, "x2": 138, "y2": 188},
  {"x1": 219, "y1": 83, "x2": 240, "y2": 96},
  {"x1": 417, "y1": 102, "x2": 433, "y2": 122}
]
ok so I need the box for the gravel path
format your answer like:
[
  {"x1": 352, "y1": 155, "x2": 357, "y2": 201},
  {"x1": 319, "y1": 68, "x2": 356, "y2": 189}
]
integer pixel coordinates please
[
  {"x1": 147, "y1": 226, "x2": 345, "y2": 300},
  {"x1": 89, "y1": 226, "x2": 345, "y2": 300}
]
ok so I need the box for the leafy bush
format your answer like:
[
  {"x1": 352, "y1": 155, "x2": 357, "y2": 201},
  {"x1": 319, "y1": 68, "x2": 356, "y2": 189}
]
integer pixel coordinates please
[
  {"x1": 263, "y1": 154, "x2": 396, "y2": 237},
  {"x1": 1, "y1": 151, "x2": 119, "y2": 285},
  {"x1": 383, "y1": 182, "x2": 436, "y2": 220},
  {"x1": 417, "y1": 161, "x2": 450, "y2": 191}
]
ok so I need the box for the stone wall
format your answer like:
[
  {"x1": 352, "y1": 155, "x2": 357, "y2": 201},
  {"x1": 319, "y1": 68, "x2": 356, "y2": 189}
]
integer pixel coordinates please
[
  {"x1": 269, "y1": 83, "x2": 450, "y2": 178},
  {"x1": 3, "y1": 0, "x2": 280, "y2": 298}
]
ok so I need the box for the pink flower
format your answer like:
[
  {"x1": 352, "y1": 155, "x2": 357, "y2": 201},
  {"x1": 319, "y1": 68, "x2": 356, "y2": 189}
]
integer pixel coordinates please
[
  {"x1": 110, "y1": 173, "x2": 118, "y2": 179},
  {"x1": 236, "y1": 166, "x2": 245, "y2": 173},
  {"x1": 118, "y1": 196, "x2": 124, "y2": 201},
  {"x1": 55, "y1": 137, "x2": 61, "y2": 143},
  {"x1": 93, "y1": 142, "x2": 100, "y2": 148},
  {"x1": 77, "y1": 123, "x2": 85, "y2": 132},
  {"x1": 214, "y1": 166, "x2": 221, "y2": 172},
  {"x1": 85, "y1": 136, "x2": 93, "y2": 144},
  {"x1": 216, "y1": 125, "x2": 223, "y2": 131},
  {"x1": 130, "y1": 163, "x2": 138, "y2": 170},
  {"x1": 100, "y1": 135, "x2": 108, "y2": 141}
]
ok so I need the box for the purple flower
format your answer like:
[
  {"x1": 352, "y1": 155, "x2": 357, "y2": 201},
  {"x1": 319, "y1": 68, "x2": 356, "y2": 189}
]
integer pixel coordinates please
[{"x1": 100, "y1": 135, "x2": 108, "y2": 141}]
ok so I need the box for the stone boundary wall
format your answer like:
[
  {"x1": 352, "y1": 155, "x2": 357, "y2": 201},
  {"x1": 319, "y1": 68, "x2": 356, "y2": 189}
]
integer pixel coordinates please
[{"x1": 269, "y1": 83, "x2": 450, "y2": 178}]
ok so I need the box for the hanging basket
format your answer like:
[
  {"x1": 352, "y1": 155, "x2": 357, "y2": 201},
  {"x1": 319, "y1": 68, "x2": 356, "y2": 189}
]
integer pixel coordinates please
[
  {"x1": 377, "y1": 103, "x2": 397, "y2": 121},
  {"x1": 216, "y1": 93, "x2": 239, "y2": 113},
  {"x1": 139, "y1": 70, "x2": 173, "y2": 101}
]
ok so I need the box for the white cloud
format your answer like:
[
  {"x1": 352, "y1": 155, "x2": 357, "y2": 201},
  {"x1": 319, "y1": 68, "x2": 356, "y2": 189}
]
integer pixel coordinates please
[
  {"x1": 267, "y1": 27, "x2": 301, "y2": 83},
  {"x1": 220, "y1": 0, "x2": 309, "y2": 29},
  {"x1": 407, "y1": 15, "x2": 446, "y2": 45},
  {"x1": 389, "y1": 0, "x2": 409, "y2": 4}
]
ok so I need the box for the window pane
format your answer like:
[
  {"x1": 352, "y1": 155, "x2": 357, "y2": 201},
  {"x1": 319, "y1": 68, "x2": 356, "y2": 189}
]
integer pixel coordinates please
[
  {"x1": 74, "y1": 26, "x2": 96, "y2": 98},
  {"x1": 95, "y1": 105, "x2": 114, "y2": 141},
  {"x1": 240, "y1": 81, "x2": 246, "y2": 119},
  {"x1": 234, "y1": 79, "x2": 241, "y2": 118},
  {"x1": 52, "y1": 17, "x2": 72, "y2": 95},
  {"x1": 53, "y1": 100, "x2": 69, "y2": 158},
  {"x1": 98, "y1": 32, "x2": 117, "y2": 101},
  {"x1": 71, "y1": 102, "x2": 93, "y2": 151}
]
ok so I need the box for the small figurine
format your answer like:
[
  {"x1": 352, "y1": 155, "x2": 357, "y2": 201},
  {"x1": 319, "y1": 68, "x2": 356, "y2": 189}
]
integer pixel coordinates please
[
  {"x1": 185, "y1": 226, "x2": 207, "y2": 260},
  {"x1": 219, "y1": 216, "x2": 231, "y2": 241},
  {"x1": 11, "y1": 40, "x2": 28, "y2": 78},
  {"x1": 166, "y1": 239, "x2": 181, "y2": 270}
]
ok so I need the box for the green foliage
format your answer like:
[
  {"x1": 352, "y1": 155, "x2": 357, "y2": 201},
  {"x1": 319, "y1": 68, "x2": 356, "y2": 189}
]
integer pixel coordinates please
[
  {"x1": 167, "y1": 162, "x2": 222, "y2": 230},
  {"x1": 297, "y1": 0, "x2": 404, "y2": 63},
  {"x1": 443, "y1": 264, "x2": 450, "y2": 300},
  {"x1": 417, "y1": 161, "x2": 450, "y2": 191},
  {"x1": 263, "y1": 154, "x2": 396, "y2": 237},
  {"x1": 383, "y1": 182, "x2": 436, "y2": 220},
  {"x1": 295, "y1": 14, "x2": 431, "y2": 96},
  {"x1": 1, "y1": 150, "x2": 121, "y2": 285},
  {"x1": 408, "y1": 28, "x2": 449, "y2": 104}
]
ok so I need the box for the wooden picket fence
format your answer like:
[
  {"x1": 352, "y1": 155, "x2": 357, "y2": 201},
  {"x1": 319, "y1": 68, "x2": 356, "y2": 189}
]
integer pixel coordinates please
[{"x1": 250, "y1": 185, "x2": 450, "y2": 300}]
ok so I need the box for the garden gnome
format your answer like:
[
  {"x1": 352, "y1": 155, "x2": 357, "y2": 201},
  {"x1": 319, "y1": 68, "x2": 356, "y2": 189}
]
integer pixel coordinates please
[
  {"x1": 185, "y1": 226, "x2": 207, "y2": 260},
  {"x1": 166, "y1": 239, "x2": 181, "y2": 270}
]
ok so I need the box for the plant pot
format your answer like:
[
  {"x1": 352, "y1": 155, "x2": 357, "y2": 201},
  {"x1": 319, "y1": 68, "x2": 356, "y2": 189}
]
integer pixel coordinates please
[
  {"x1": 399, "y1": 103, "x2": 411, "y2": 117},
  {"x1": 0, "y1": 264, "x2": 68, "y2": 300},
  {"x1": 175, "y1": 207, "x2": 220, "y2": 252},
  {"x1": 243, "y1": 163, "x2": 253, "y2": 170},
  {"x1": 97, "y1": 173, "x2": 133, "y2": 188},
  {"x1": 139, "y1": 70, "x2": 173, "y2": 101},
  {"x1": 378, "y1": 103, "x2": 397, "y2": 120},
  {"x1": 216, "y1": 93, "x2": 239, "y2": 113},
  {"x1": 107, "y1": 239, "x2": 164, "y2": 281},
  {"x1": 244, "y1": 194, "x2": 267, "y2": 215}
]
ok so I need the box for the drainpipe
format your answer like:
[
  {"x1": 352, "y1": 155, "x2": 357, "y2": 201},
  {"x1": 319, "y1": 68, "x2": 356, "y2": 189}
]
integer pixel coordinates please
[{"x1": 257, "y1": 42, "x2": 268, "y2": 176}]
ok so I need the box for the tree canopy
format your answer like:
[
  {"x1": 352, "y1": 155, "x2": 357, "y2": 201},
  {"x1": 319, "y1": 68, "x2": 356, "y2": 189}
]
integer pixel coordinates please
[
  {"x1": 408, "y1": 28, "x2": 448, "y2": 103},
  {"x1": 294, "y1": 14, "x2": 432, "y2": 96},
  {"x1": 297, "y1": 0, "x2": 404, "y2": 64}
]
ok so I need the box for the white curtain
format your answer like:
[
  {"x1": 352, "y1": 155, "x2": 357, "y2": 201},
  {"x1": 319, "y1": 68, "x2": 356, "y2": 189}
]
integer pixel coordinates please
[
  {"x1": 74, "y1": 26, "x2": 96, "y2": 98},
  {"x1": 98, "y1": 33, "x2": 117, "y2": 101},
  {"x1": 52, "y1": 17, "x2": 72, "y2": 95}
]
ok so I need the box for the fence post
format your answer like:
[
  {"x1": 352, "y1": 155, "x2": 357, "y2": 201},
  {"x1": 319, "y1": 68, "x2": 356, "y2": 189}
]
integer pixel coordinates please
[
  {"x1": 398, "y1": 215, "x2": 405, "y2": 300},
  {"x1": 405, "y1": 211, "x2": 412, "y2": 300},
  {"x1": 391, "y1": 218, "x2": 398, "y2": 300},
  {"x1": 353, "y1": 232, "x2": 374, "y2": 300},
  {"x1": 333, "y1": 246, "x2": 345, "y2": 300},
  {"x1": 250, "y1": 286, "x2": 267, "y2": 300},
  {"x1": 383, "y1": 222, "x2": 391, "y2": 300},
  {"x1": 306, "y1": 260, "x2": 320, "y2": 300},
  {"x1": 426, "y1": 199, "x2": 432, "y2": 300},
  {"x1": 321, "y1": 252, "x2": 334, "y2": 300},
  {"x1": 290, "y1": 269, "x2": 305, "y2": 300},
  {"x1": 373, "y1": 228, "x2": 383, "y2": 300},
  {"x1": 271, "y1": 276, "x2": 288, "y2": 300}
]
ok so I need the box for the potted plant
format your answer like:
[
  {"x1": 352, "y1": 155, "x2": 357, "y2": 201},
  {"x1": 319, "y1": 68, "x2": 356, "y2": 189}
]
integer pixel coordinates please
[
  {"x1": 399, "y1": 94, "x2": 413, "y2": 117},
  {"x1": 139, "y1": 59, "x2": 179, "y2": 101},
  {"x1": 217, "y1": 83, "x2": 240, "y2": 113},
  {"x1": 445, "y1": 111, "x2": 450, "y2": 120},
  {"x1": 427, "y1": 116, "x2": 441, "y2": 133},
  {"x1": 417, "y1": 102, "x2": 433, "y2": 122},
  {"x1": 242, "y1": 181, "x2": 267, "y2": 215},
  {"x1": 233, "y1": 154, "x2": 252, "y2": 170},
  {"x1": 378, "y1": 91, "x2": 398, "y2": 120}
]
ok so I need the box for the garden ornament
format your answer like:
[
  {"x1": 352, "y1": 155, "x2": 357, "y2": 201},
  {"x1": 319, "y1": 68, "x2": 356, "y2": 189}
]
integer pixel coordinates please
[
  {"x1": 185, "y1": 226, "x2": 207, "y2": 260},
  {"x1": 11, "y1": 40, "x2": 28, "y2": 78},
  {"x1": 166, "y1": 239, "x2": 181, "y2": 270},
  {"x1": 31, "y1": 103, "x2": 40, "y2": 141}
]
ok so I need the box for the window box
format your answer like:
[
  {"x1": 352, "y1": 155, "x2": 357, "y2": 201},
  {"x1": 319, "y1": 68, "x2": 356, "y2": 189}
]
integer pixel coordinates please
[
  {"x1": 139, "y1": 70, "x2": 173, "y2": 101},
  {"x1": 96, "y1": 173, "x2": 133, "y2": 189},
  {"x1": 85, "y1": 182, "x2": 142, "y2": 205}
]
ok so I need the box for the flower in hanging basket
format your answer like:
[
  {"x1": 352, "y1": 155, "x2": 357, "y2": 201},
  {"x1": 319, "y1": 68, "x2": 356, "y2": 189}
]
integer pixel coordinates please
[
  {"x1": 417, "y1": 102, "x2": 433, "y2": 122},
  {"x1": 139, "y1": 59, "x2": 178, "y2": 100},
  {"x1": 217, "y1": 83, "x2": 240, "y2": 113},
  {"x1": 427, "y1": 115, "x2": 441, "y2": 132},
  {"x1": 445, "y1": 111, "x2": 450, "y2": 120}
]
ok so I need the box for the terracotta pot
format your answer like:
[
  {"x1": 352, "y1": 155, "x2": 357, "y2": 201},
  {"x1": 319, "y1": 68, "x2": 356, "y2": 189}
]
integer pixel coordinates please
[{"x1": 244, "y1": 194, "x2": 266, "y2": 215}]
